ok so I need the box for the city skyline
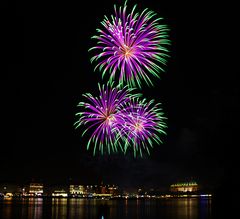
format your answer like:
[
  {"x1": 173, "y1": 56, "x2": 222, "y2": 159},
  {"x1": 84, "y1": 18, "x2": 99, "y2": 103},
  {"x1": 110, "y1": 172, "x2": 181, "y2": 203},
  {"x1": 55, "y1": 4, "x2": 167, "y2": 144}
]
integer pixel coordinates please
[{"x1": 1, "y1": 180, "x2": 209, "y2": 198}]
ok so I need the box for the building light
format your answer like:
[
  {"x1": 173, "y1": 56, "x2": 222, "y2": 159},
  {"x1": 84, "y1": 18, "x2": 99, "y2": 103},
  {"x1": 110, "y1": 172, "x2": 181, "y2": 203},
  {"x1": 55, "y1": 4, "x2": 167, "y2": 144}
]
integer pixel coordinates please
[{"x1": 169, "y1": 181, "x2": 199, "y2": 193}]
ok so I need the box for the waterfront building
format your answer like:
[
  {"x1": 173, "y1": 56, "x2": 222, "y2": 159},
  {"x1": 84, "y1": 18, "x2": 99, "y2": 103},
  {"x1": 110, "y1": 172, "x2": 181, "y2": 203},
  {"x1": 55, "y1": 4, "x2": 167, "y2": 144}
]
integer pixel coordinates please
[
  {"x1": 85, "y1": 185, "x2": 95, "y2": 195},
  {"x1": 170, "y1": 181, "x2": 199, "y2": 193},
  {"x1": 28, "y1": 183, "x2": 44, "y2": 196},
  {"x1": 52, "y1": 189, "x2": 68, "y2": 197},
  {"x1": 0, "y1": 183, "x2": 22, "y2": 197},
  {"x1": 108, "y1": 185, "x2": 118, "y2": 196},
  {"x1": 100, "y1": 185, "x2": 106, "y2": 194},
  {"x1": 69, "y1": 185, "x2": 84, "y2": 196}
]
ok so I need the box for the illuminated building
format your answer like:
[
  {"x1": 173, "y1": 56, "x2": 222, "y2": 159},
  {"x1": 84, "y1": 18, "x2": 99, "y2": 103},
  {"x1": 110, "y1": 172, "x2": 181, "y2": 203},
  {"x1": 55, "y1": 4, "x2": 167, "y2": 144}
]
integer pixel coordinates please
[
  {"x1": 170, "y1": 181, "x2": 199, "y2": 193},
  {"x1": 67, "y1": 183, "x2": 120, "y2": 198},
  {"x1": 69, "y1": 185, "x2": 84, "y2": 196},
  {"x1": 108, "y1": 185, "x2": 118, "y2": 196},
  {"x1": 52, "y1": 189, "x2": 68, "y2": 197},
  {"x1": 85, "y1": 185, "x2": 95, "y2": 194},
  {"x1": 28, "y1": 183, "x2": 44, "y2": 196},
  {"x1": 100, "y1": 185, "x2": 106, "y2": 194}
]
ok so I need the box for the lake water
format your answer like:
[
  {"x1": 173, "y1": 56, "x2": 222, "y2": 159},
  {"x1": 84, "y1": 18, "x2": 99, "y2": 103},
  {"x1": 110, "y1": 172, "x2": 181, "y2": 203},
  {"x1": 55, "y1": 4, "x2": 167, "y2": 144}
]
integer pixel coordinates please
[{"x1": 0, "y1": 197, "x2": 212, "y2": 219}]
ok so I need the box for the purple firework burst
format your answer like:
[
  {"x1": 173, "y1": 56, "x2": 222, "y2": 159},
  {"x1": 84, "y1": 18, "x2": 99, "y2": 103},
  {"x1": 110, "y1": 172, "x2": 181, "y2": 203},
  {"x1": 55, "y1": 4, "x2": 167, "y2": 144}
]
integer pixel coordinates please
[
  {"x1": 116, "y1": 97, "x2": 167, "y2": 157},
  {"x1": 74, "y1": 82, "x2": 139, "y2": 155},
  {"x1": 89, "y1": 0, "x2": 170, "y2": 88}
]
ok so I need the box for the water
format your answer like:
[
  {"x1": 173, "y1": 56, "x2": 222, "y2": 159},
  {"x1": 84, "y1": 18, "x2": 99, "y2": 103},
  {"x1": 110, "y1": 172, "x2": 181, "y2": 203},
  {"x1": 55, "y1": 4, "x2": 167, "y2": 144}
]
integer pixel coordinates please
[{"x1": 0, "y1": 197, "x2": 212, "y2": 219}]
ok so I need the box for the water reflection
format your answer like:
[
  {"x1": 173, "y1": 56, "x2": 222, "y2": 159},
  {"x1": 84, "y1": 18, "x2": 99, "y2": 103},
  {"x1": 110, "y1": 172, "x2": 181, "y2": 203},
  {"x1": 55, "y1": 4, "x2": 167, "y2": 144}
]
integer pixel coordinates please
[
  {"x1": 0, "y1": 197, "x2": 212, "y2": 219},
  {"x1": 52, "y1": 198, "x2": 68, "y2": 219},
  {"x1": 175, "y1": 198, "x2": 196, "y2": 219},
  {"x1": 2, "y1": 197, "x2": 12, "y2": 218},
  {"x1": 97, "y1": 203, "x2": 110, "y2": 219},
  {"x1": 29, "y1": 198, "x2": 43, "y2": 219}
]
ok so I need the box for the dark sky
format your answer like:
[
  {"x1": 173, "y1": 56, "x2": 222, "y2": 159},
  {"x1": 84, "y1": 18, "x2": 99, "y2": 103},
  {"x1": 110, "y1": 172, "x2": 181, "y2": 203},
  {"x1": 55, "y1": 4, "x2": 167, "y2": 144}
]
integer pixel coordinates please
[{"x1": 1, "y1": 0, "x2": 238, "y2": 190}]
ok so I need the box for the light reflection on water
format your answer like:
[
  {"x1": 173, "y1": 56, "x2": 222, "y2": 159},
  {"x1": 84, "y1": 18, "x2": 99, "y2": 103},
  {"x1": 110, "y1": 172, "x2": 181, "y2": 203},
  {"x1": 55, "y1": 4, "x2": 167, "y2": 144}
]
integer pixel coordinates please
[{"x1": 0, "y1": 197, "x2": 212, "y2": 219}]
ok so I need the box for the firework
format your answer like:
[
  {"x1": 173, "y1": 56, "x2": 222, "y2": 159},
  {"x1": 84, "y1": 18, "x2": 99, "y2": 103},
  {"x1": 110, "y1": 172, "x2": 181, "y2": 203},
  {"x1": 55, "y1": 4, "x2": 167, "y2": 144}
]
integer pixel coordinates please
[
  {"x1": 74, "y1": 82, "x2": 139, "y2": 155},
  {"x1": 116, "y1": 98, "x2": 167, "y2": 157},
  {"x1": 89, "y1": 0, "x2": 170, "y2": 88}
]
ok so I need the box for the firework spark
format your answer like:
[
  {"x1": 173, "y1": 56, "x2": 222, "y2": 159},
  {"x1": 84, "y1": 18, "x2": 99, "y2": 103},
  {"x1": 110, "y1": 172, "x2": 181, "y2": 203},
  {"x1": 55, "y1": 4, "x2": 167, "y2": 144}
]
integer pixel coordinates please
[
  {"x1": 89, "y1": 0, "x2": 170, "y2": 88},
  {"x1": 116, "y1": 98, "x2": 167, "y2": 157},
  {"x1": 74, "y1": 82, "x2": 139, "y2": 155}
]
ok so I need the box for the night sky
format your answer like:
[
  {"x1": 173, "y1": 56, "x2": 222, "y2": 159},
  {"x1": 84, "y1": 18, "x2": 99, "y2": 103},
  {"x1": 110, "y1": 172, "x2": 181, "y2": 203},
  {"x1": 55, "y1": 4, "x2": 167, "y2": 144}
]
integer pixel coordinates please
[{"x1": 1, "y1": 0, "x2": 238, "y2": 191}]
